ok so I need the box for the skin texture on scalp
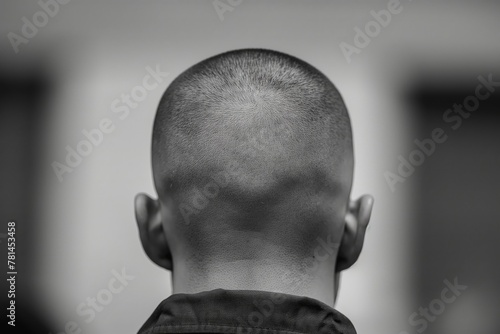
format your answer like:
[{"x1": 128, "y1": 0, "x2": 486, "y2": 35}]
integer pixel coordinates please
[{"x1": 151, "y1": 49, "x2": 354, "y2": 298}]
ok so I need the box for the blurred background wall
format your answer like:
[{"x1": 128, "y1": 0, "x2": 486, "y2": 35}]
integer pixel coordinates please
[{"x1": 1, "y1": 1, "x2": 499, "y2": 333}]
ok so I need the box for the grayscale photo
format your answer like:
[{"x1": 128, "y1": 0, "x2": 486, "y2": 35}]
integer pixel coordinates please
[{"x1": 1, "y1": 1, "x2": 499, "y2": 334}]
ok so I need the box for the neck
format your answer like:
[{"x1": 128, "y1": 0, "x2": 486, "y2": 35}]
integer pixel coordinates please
[{"x1": 171, "y1": 258, "x2": 337, "y2": 307}]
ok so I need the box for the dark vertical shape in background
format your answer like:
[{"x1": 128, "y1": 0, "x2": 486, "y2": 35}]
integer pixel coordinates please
[
  {"x1": 0, "y1": 63, "x2": 53, "y2": 332},
  {"x1": 406, "y1": 73, "x2": 500, "y2": 334}
]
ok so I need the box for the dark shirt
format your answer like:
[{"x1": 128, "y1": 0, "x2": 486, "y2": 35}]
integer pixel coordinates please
[{"x1": 139, "y1": 289, "x2": 356, "y2": 334}]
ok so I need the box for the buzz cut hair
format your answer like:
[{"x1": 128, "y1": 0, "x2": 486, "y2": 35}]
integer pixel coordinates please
[{"x1": 152, "y1": 49, "x2": 353, "y2": 234}]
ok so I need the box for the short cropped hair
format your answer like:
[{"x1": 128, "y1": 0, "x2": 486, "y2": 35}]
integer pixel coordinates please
[{"x1": 152, "y1": 49, "x2": 353, "y2": 250}]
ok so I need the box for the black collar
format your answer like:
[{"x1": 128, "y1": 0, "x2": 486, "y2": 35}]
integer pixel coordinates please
[{"x1": 139, "y1": 289, "x2": 356, "y2": 334}]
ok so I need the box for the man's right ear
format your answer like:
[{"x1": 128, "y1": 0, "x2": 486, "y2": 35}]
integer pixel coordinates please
[{"x1": 134, "y1": 193, "x2": 173, "y2": 271}]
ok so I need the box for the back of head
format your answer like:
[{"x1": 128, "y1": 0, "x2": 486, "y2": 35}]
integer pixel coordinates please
[{"x1": 151, "y1": 49, "x2": 353, "y2": 287}]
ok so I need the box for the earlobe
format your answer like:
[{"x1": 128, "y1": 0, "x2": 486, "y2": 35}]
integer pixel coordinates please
[
  {"x1": 335, "y1": 194, "x2": 374, "y2": 272},
  {"x1": 134, "y1": 193, "x2": 173, "y2": 271}
]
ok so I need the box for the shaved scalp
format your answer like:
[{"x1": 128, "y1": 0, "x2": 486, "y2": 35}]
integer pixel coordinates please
[{"x1": 152, "y1": 49, "x2": 353, "y2": 271}]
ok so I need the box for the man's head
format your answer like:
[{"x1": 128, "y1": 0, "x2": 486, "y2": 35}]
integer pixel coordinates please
[{"x1": 135, "y1": 49, "x2": 373, "y2": 305}]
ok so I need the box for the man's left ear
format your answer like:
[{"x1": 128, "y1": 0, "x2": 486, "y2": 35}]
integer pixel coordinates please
[
  {"x1": 335, "y1": 194, "x2": 374, "y2": 272},
  {"x1": 134, "y1": 193, "x2": 173, "y2": 271}
]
